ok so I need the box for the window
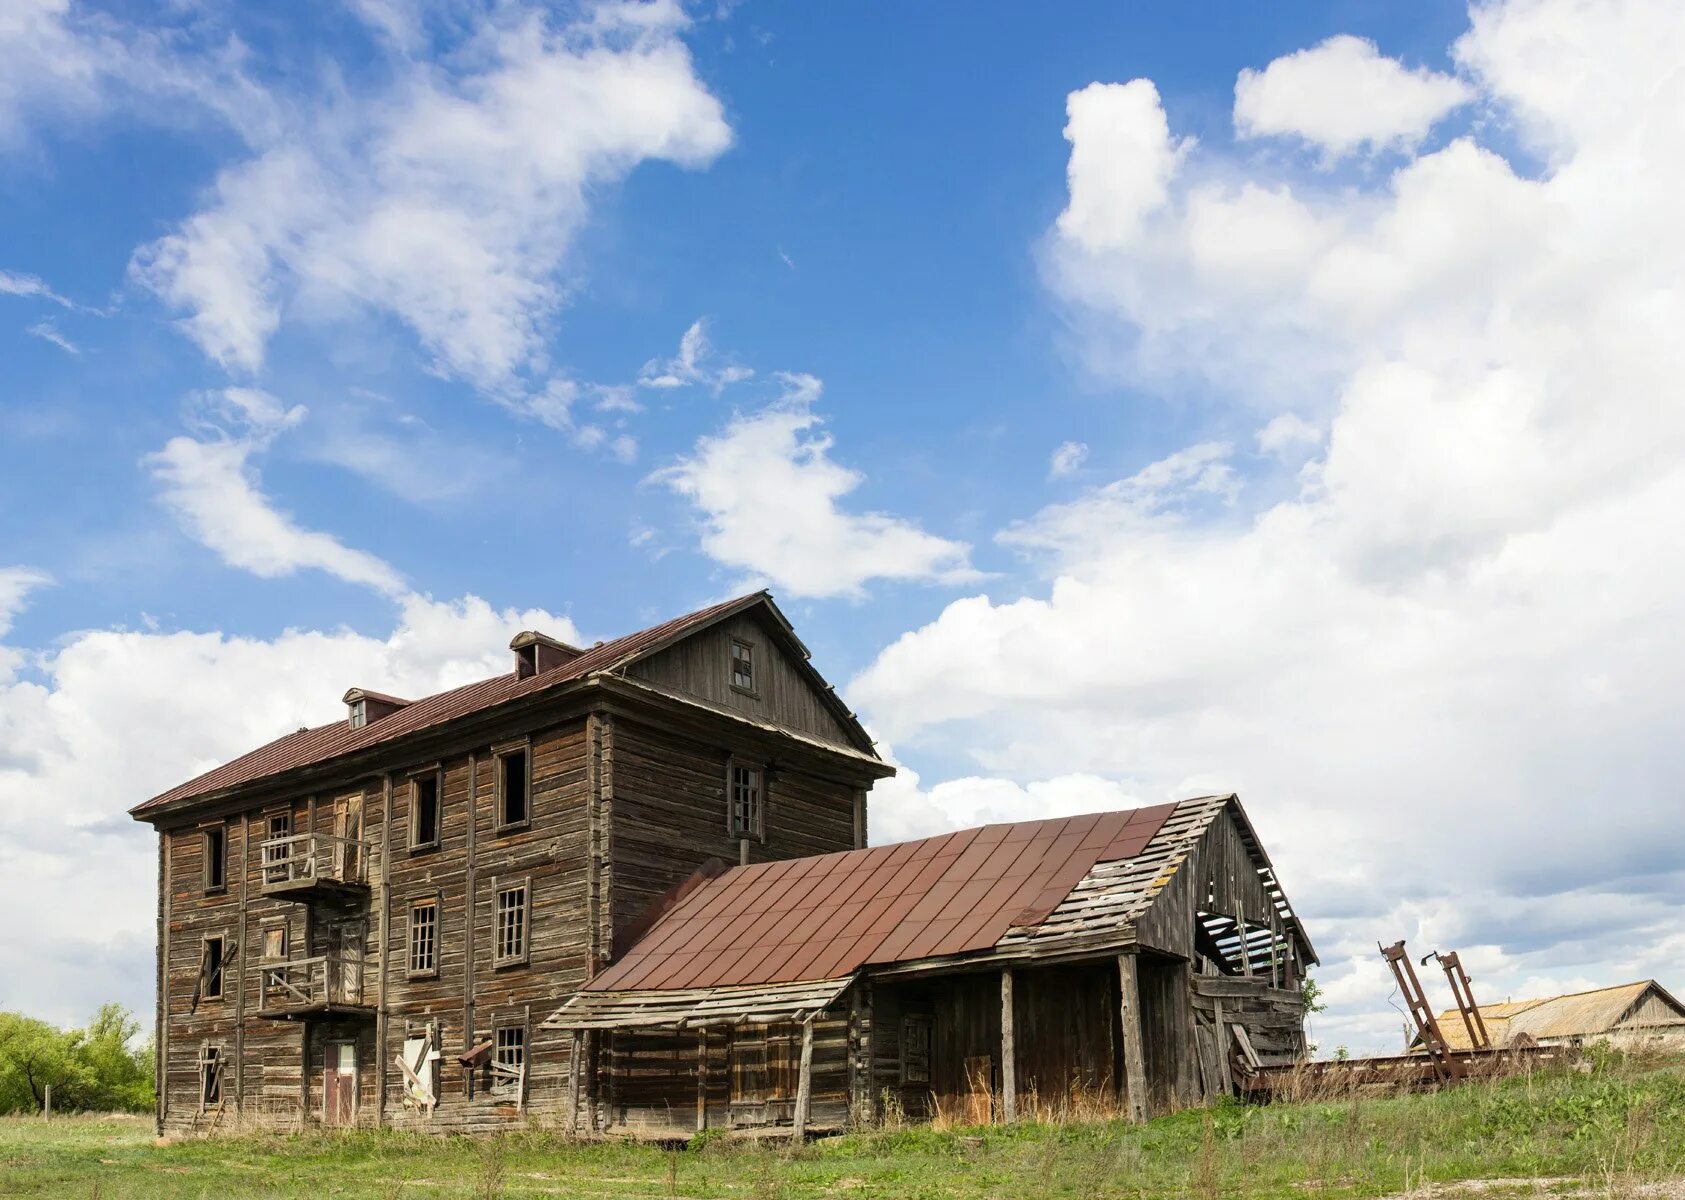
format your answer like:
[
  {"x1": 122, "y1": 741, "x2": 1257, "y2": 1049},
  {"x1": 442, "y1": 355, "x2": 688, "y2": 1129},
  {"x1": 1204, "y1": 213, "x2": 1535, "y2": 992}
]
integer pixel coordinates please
[
  {"x1": 408, "y1": 898, "x2": 438, "y2": 977},
  {"x1": 411, "y1": 773, "x2": 441, "y2": 850},
  {"x1": 497, "y1": 748, "x2": 529, "y2": 829},
  {"x1": 728, "y1": 763, "x2": 763, "y2": 839},
  {"x1": 200, "y1": 935, "x2": 226, "y2": 1002},
  {"x1": 730, "y1": 638, "x2": 756, "y2": 694},
  {"x1": 203, "y1": 825, "x2": 226, "y2": 892},
  {"x1": 199, "y1": 1045, "x2": 224, "y2": 1110},
  {"x1": 348, "y1": 699, "x2": 367, "y2": 729},
  {"x1": 491, "y1": 1025, "x2": 525, "y2": 1099},
  {"x1": 494, "y1": 882, "x2": 528, "y2": 966},
  {"x1": 901, "y1": 1014, "x2": 932, "y2": 1085}
]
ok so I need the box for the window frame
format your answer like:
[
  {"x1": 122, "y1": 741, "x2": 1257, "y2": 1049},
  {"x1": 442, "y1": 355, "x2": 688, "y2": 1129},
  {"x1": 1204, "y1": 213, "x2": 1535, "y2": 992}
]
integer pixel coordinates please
[
  {"x1": 491, "y1": 875, "x2": 531, "y2": 969},
  {"x1": 198, "y1": 1043, "x2": 225, "y2": 1111},
  {"x1": 491, "y1": 1021, "x2": 527, "y2": 1101},
  {"x1": 407, "y1": 894, "x2": 440, "y2": 980},
  {"x1": 726, "y1": 759, "x2": 766, "y2": 841},
  {"x1": 408, "y1": 768, "x2": 443, "y2": 853},
  {"x1": 729, "y1": 636, "x2": 758, "y2": 697},
  {"x1": 348, "y1": 699, "x2": 367, "y2": 729},
  {"x1": 201, "y1": 823, "x2": 227, "y2": 894},
  {"x1": 493, "y1": 741, "x2": 532, "y2": 833},
  {"x1": 200, "y1": 934, "x2": 227, "y2": 1002}
]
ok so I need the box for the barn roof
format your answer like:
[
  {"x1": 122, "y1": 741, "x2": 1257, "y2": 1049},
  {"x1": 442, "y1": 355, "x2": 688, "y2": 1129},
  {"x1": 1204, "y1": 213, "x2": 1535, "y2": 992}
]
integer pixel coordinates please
[
  {"x1": 132, "y1": 591, "x2": 876, "y2": 818},
  {"x1": 547, "y1": 792, "x2": 1314, "y2": 1031},
  {"x1": 1430, "y1": 980, "x2": 1685, "y2": 1051}
]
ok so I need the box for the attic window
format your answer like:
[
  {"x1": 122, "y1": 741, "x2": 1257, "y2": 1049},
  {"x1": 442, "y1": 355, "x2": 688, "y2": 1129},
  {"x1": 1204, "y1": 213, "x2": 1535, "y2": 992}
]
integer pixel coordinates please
[
  {"x1": 730, "y1": 638, "x2": 755, "y2": 694},
  {"x1": 348, "y1": 699, "x2": 367, "y2": 729}
]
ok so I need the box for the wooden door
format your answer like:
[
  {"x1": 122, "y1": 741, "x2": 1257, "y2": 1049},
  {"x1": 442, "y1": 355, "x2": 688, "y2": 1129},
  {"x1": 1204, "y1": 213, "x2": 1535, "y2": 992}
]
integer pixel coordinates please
[
  {"x1": 329, "y1": 920, "x2": 366, "y2": 1004},
  {"x1": 324, "y1": 1042, "x2": 356, "y2": 1126},
  {"x1": 336, "y1": 793, "x2": 364, "y2": 881}
]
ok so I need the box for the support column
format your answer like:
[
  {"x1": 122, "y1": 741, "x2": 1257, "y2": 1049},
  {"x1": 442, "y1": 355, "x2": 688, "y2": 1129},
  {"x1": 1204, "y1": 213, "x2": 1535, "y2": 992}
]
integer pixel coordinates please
[
  {"x1": 1117, "y1": 954, "x2": 1148, "y2": 1123},
  {"x1": 695, "y1": 1028, "x2": 708, "y2": 1132},
  {"x1": 792, "y1": 1019, "x2": 815, "y2": 1139},
  {"x1": 566, "y1": 1030, "x2": 584, "y2": 1135},
  {"x1": 1000, "y1": 969, "x2": 1017, "y2": 1123},
  {"x1": 375, "y1": 772, "x2": 392, "y2": 1126}
]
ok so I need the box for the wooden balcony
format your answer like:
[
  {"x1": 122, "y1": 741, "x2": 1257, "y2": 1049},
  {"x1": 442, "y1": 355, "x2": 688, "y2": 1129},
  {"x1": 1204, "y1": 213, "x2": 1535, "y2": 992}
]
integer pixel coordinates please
[
  {"x1": 255, "y1": 955, "x2": 374, "y2": 1021},
  {"x1": 260, "y1": 833, "x2": 372, "y2": 901}
]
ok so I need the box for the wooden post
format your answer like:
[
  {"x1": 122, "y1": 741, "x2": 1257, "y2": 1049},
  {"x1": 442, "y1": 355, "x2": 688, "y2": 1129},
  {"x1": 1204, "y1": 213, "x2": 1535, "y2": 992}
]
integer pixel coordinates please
[
  {"x1": 376, "y1": 773, "x2": 392, "y2": 1127},
  {"x1": 1117, "y1": 954, "x2": 1148, "y2": 1123},
  {"x1": 695, "y1": 1028, "x2": 708, "y2": 1132},
  {"x1": 1000, "y1": 969, "x2": 1017, "y2": 1123},
  {"x1": 42, "y1": 1084, "x2": 51, "y2": 1121},
  {"x1": 464, "y1": 752, "x2": 478, "y2": 1098},
  {"x1": 565, "y1": 1030, "x2": 583, "y2": 1135},
  {"x1": 1237, "y1": 910, "x2": 1252, "y2": 976},
  {"x1": 1212, "y1": 998, "x2": 1233, "y2": 1095},
  {"x1": 235, "y1": 814, "x2": 248, "y2": 1115},
  {"x1": 157, "y1": 830, "x2": 171, "y2": 1133},
  {"x1": 792, "y1": 1019, "x2": 816, "y2": 1140}
]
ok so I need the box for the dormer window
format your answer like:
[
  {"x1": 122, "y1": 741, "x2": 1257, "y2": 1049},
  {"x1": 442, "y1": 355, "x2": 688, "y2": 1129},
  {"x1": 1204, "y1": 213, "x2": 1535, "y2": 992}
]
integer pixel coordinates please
[
  {"x1": 730, "y1": 638, "x2": 755, "y2": 695},
  {"x1": 343, "y1": 688, "x2": 409, "y2": 728}
]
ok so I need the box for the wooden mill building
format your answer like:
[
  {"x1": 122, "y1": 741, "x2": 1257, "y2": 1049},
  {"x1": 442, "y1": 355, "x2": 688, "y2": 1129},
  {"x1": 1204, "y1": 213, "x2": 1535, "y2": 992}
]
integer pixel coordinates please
[{"x1": 132, "y1": 592, "x2": 1315, "y2": 1137}]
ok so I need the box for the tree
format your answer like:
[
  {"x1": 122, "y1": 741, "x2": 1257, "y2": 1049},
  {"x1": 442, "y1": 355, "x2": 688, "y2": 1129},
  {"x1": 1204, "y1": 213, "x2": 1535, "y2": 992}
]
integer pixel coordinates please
[{"x1": 0, "y1": 1006, "x2": 154, "y2": 1114}]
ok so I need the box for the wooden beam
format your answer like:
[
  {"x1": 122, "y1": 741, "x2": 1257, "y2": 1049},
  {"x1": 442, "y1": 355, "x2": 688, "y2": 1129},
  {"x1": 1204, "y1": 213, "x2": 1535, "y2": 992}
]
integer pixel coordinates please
[
  {"x1": 792, "y1": 1019, "x2": 815, "y2": 1139},
  {"x1": 1212, "y1": 998, "x2": 1233, "y2": 1095},
  {"x1": 375, "y1": 773, "x2": 392, "y2": 1128},
  {"x1": 695, "y1": 1028, "x2": 707, "y2": 1132},
  {"x1": 1000, "y1": 969, "x2": 1017, "y2": 1123},
  {"x1": 156, "y1": 829, "x2": 170, "y2": 1133},
  {"x1": 463, "y1": 751, "x2": 477, "y2": 1098},
  {"x1": 1117, "y1": 953, "x2": 1148, "y2": 1123},
  {"x1": 567, "y1": 1030, "x2": 584, "y2": 1135}
]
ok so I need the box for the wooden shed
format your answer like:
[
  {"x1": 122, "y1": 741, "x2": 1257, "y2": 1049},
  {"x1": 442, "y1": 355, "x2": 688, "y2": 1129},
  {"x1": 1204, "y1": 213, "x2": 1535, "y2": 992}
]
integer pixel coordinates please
[
  {"x1": 1419, "y1": 980, "x2": 1685, "y2": 1054},
  {"x1": 544, "y1": 792, "x2": 1315, "y2": 1135}
]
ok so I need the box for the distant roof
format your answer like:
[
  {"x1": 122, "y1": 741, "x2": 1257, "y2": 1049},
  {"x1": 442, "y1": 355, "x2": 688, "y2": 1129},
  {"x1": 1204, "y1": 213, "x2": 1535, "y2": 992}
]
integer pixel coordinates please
[
  {"x1": 133, "y1": 591, "x2": 874, "y2": 818},
  {"x1": 1429, "y1": 980, "x2": 1685, "y2": 1050},
  {"x1": 585, "y1": 799, "x2": 1188, "y2": 994}
]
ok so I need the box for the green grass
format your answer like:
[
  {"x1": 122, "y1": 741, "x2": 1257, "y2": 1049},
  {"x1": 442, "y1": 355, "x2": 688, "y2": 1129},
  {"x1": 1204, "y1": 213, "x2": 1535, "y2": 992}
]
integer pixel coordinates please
[{"x1": 4, "y1": 1062, "x2": 1685, "y2": 1199}]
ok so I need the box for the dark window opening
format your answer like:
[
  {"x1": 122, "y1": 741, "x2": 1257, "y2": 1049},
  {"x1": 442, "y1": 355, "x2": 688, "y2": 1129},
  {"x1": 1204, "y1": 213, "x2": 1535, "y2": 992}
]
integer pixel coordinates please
[
  {"x1": 728, "y1": 764, "x2": 763, "y2": 839},
  {"x1": 202, "y1": 936, "x2": 226, "y2": 1000},
  {"x1": 499, "y1": 750, "x2": 528, "y2": 828},
  {"x1": 409, "y1": 899, "x2": 438, "y2": 976},
  {"x1": 495, "y1": 883, "x2": 528, "y2": 966},
  {"x1": 412, "y1": 774, "x2": 440, "y2": 849},
  {"x1": 730, "y1": 638, "x2": 755, "y2": 693},
  {"x1": 203, "y1": 826, "x2": 226, "y2": 892}
]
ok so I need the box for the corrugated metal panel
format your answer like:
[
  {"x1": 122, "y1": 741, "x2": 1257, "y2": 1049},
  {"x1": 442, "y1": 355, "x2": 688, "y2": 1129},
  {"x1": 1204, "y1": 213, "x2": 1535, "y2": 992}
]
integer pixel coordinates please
[
  {"x1": 133, "y1": 592, "x2": 773, "y2": 815},
  {"x1": 583, "y1": 801, "x2": 1182, "y2": 993}
]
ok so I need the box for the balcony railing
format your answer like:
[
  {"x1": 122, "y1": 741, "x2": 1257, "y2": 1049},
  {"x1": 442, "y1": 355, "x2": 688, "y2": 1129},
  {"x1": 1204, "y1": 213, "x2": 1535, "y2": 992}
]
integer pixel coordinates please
[
  {"x1": 260, "y1": 833, "x2": 372, "y2": 897},
  {"x1": 256, "y1": 955, "x2": 372, "y2": 1019}
]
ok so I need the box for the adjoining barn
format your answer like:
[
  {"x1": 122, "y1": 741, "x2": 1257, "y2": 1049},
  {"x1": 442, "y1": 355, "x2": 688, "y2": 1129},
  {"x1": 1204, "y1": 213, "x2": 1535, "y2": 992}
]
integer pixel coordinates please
[
  {"x1": 1417, "y1": 981, "x2": 1685, "y2": 1054},
  {"x1": 544, "y1": 793, "x2": 1315, "y2": 1136}
]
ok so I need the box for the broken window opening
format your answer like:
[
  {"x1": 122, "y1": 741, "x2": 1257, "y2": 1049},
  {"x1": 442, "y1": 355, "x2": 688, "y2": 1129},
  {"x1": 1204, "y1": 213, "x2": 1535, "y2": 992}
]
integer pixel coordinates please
[
  {"x1": 730, "y1": 638, "x2": 756, "y2": 693},
  {"x1": 728, "y1": 763, "x2": 763, "y2": 840},
  {"x1": 498, "y1": 749, "x2": 529, "y2": 828},
  {"x1": 203, "y1": 825, "x2": 226, "y2": 892},
  {"x1": 411, "y1": 773, "x2": 440, "y2": 850}
]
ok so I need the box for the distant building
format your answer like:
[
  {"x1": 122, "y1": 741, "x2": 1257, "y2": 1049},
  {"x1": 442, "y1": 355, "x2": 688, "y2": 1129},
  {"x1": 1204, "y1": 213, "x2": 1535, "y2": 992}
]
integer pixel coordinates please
[{"x1": 1418, "y1": 980, "x2": 1685, "y2": 1054}]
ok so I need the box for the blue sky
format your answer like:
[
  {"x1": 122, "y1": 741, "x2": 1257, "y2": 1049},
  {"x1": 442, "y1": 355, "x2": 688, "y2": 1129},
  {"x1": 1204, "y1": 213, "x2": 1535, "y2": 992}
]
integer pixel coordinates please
[{"x1": 5, "y1": 0, "x2": 1685, "y2": 1055}]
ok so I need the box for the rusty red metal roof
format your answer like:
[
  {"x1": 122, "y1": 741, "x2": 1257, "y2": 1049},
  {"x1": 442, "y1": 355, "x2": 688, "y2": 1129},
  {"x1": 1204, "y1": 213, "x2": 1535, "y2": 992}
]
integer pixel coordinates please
[
  {"x1": 132, "y1": 592, "x2": 782, "y2": 817},
  {"x1": 586, "y1": 802, "x2": 1179, "y2": 991}
]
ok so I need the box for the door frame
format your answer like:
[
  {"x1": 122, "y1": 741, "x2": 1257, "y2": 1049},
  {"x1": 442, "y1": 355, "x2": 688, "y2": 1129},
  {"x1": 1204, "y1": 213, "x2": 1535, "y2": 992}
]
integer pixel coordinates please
[{"x1": 322, "y1": 1039, "x2": 359, "y2": 1127}]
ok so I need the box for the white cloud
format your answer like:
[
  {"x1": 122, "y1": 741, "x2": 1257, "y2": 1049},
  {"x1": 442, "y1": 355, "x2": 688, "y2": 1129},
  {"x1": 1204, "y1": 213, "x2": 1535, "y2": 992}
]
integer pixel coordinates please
[
  {"x1": 25, "y1": 319, "x2": 78, "y2": 354},
  {"x1": 147, "y1": 388, "x2": 407, "y2": 596},
  {"x1": 1049, "y1": 440, "x2": 1088, "y2": 477},
  {"x1": 652, "y1": 374, "x2": 979, "y2": 599},
  {"x1": 0, "y1": 267, "x2": 75, "y2": 308},
  {"x1": 1056, "y1": 79, "x2": 1190, "y2": 253},
  {"x1": 1234, "y1": 34, "x2": 1473, "y2": 159},
  {"x1": 0, "y1": 584, "x2": 582, "y2": 1025},
  {"x1": 130, "y1": 3, "x2": 732, "y2": 399},
  {"x1": 859, "y1": 0, "x2": 1685, "y2": 1052},
  {"x1": 638, "y1": 318, "x2": 754, "y2": 393}
]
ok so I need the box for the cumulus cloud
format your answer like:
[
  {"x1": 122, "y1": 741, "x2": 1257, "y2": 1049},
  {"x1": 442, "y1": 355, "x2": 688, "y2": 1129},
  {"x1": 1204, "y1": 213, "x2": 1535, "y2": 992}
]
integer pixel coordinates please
[
  {"x1": 146, "y1": 388, "x2": 406, "y2": 595},
  {"x1": 1234, "y1": 34, "x2": 1473, "y2": 159},
  {"x1": 1056, "y1": 79, "x2": 1190, "y2": 253},
  {"x1": 0, "y1": 584, "x2": 582, "y2": 1024},
  {"x1": 652, "y1": 374, "x2": 979, "y2": 599},
  {"x1": 130, "y1": 2, "x2": 731, "y2": 397},
  {"x1": 860, "y1": 0, "x2": 1685, "y2": 1051}
]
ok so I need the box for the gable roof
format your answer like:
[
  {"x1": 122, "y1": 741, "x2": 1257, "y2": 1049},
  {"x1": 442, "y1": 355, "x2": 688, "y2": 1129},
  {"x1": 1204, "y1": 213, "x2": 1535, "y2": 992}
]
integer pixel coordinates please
[
  {"x1": 548, "y1": 793, "x2": 1309, "y2": 1031},
  {"x1": 1429, "y1": 980, "x2": 1685, "y2": 1051},
  {"x1": 132, "y1": 591, "x2": 876, "y2": 819}
]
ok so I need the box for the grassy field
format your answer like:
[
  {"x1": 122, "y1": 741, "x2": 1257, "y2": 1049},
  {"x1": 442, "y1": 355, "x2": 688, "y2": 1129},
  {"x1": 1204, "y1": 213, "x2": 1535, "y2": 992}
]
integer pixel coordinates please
[{"x1": 4, "y1": 1061, "x2": 1685, "y2": 1199}]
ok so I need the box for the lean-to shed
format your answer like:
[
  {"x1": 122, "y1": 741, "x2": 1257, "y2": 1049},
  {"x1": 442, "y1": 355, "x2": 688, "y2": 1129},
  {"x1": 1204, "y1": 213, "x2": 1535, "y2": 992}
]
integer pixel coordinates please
[{"x1": 545, "y1": 792, "x2": 1315, "y2": 1135}]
